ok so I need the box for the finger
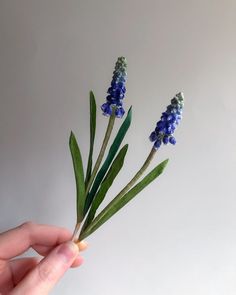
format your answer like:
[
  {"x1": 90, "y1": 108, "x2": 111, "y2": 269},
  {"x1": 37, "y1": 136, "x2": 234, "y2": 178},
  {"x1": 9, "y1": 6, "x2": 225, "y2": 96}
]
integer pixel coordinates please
[
  {"x1": 29, "y1": 240, "x2": 87, "y2": 268},
  {"x1": 71, "y1": 256, "x2": 84, "y2": 268},
  {"x1": 32, "y1": 245, "x2": 52, "y2": 256},
  {"x1": 70, "y1": 241, "x2": 87, "y2": 267},
  {"x1": 11, "y1": 242, "x2": 82, "y2": 295},
  {"x1": 33, "y1": 240, "x2": 88, "y2": 256},
  {"x1": 0, "y1": 222, "x2": 72, "y2": 259},
  {"x1": 29, "y1": 245, "x2": 86, "y2": 268},
  {"x1": 10, "y1": 257, "x2": 41, "y2": 285},
  {"x1": 10, "y1": 254, "x2": 82, "y2": 271}
]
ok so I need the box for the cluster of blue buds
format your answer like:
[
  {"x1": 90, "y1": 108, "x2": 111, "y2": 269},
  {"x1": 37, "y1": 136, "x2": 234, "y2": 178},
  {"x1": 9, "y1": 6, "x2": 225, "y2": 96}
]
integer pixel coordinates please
[
  {"x1": 101, "y1": 57, "x2": 127, "y2": 118},
  {"x1": 149, "y1": 92, "x2": 184, "y2": 149}
]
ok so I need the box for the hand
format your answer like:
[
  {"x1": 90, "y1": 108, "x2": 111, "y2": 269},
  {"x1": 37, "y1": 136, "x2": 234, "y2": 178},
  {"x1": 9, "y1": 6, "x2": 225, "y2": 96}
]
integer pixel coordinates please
[{"x1": 0, "y1": 222, "x2": 87, "y2": 295}]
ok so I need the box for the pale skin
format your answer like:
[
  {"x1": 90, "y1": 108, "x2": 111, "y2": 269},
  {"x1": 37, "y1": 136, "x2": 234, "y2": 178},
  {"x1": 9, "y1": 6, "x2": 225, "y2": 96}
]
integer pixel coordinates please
[{"x1": 0, "y1": 222, "x2": 87, "y2": 295}]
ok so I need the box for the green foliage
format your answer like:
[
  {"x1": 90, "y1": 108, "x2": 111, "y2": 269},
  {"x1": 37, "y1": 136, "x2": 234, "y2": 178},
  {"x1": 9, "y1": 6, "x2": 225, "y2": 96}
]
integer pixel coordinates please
[
  {"x1": 79, "y1": 159, "x2": 169, "y2": 240},
  {"x1": 81, "y1": 144, "x2": 128, "y2": 234},
  {"x1": 85, "y1": 91, "x2": 97, "y2": 187},
  {"x1": 69, "y1": 132, "x2": 85, "y2": 223},
  {"x1": 84, "y1": 107, "x2": 132, "y2": 215}
]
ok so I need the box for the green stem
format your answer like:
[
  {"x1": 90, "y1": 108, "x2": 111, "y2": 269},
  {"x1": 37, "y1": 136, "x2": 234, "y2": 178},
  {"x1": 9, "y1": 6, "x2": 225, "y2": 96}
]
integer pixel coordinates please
[
  {"x1": 79, "y1": 147, "x2": 157, "y2": 240},
  {"x1": 73, "y1": 111, "x2": 116, "y2": 242},
  {"x1": 114, "y1": 147, "x2": 156, "y2": 198},
  {"x1": 85, "y1": 112, "x2": 116, "y2": 197},
  {"x1": 71, "y1": 222, "x2": 81, "y2": 242}
]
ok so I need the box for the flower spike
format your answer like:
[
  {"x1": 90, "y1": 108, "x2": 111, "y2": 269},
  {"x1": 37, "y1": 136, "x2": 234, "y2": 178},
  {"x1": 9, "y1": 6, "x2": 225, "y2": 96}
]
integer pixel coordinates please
[
  {"x1": 149, "y1": 92, "x2": 184, "y2": 149},
  {"x1": 101, "y1": 57, "x2": 127, "y2": 118}
]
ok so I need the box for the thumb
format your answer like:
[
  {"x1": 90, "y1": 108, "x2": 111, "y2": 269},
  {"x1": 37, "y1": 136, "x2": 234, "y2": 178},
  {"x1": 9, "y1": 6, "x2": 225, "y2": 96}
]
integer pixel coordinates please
[{"x1": 11, "y1": 241, "x2": 81, "y2": 295}]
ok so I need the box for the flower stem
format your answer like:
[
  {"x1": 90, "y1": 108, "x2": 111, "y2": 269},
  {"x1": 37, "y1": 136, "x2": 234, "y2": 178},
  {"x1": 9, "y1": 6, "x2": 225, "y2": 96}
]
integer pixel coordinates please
[
  {"x1": 101, "y1": 147, "x2": 156, "y2": 209},
  {"x1": 72, "y1": 111, "x2": 116, "y2": 242},
  {"x1": 85, "y1": 111, "x2": 116, "y2": 197},
  {"x1": 71, "y1": 222, "x2": 81, "y2": 242}
]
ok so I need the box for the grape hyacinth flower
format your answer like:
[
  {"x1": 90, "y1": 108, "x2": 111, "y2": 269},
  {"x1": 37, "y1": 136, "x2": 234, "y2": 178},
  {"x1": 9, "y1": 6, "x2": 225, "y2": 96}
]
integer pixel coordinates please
[
  {"x1": 75, "y1": 57, "x2": 129, "y2": 233},
  {"x1": 149, "y1": 92, "x2": 184, "y2": 149},
  {"x1": 70, "y1": 56, "x2": 184, "y2": 243},
  {"x1": 101, "y1": 56, "x2": 127, "y2": 118}
]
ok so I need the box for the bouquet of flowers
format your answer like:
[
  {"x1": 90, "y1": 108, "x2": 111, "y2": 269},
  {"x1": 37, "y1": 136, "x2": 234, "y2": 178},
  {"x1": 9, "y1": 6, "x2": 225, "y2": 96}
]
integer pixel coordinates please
[{"x1": 69, "y1": 57, "x2": 184, "y2": 243}]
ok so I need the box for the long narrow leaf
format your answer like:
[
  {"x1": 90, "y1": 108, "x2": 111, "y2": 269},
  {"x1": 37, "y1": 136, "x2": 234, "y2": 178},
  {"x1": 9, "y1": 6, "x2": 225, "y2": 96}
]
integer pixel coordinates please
[
  {"x1": 80, "y1": 159, "x2": 169, "y2": 240},
  {"x1": 85, "y1": 91, "x2": 97, "y2": 187},
  {"x1": 84, "y1": 107, "x2": 132, "y2": 214},
  {"x1": 81, "y1": 144, "x2": 128, "y2": 233},
  {"x1": 69, "y1": 131, "x2": 85, "y2": 223}
]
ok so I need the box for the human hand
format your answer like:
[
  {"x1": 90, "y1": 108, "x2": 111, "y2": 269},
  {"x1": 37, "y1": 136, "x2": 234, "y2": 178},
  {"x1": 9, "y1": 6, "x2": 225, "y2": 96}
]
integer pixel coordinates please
[{"x1": 0, "y1": 222, "x2": 87, "y2": 295}]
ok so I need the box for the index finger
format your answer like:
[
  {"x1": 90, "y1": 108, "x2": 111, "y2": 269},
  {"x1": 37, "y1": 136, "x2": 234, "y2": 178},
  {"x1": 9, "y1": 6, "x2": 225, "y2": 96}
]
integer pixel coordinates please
[{"x1": 0, "y1": 222, "x2": 73, "y2": 260}]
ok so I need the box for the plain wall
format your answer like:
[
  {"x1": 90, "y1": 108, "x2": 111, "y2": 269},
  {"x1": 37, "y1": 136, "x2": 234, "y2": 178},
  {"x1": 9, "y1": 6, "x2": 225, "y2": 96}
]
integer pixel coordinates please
[{"x1": 0, "y1": 1, "x2": 236, "y2": 294}]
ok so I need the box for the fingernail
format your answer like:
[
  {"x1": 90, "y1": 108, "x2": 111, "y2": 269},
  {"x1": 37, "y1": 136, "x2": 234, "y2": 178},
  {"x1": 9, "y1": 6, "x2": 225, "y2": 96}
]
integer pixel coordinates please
[
  {"x1": 77, "y1": 240, "x2": 88, "y2": 251},
  {"x1": 57, "y1": 241, "x2": 79, "y2": 263}
]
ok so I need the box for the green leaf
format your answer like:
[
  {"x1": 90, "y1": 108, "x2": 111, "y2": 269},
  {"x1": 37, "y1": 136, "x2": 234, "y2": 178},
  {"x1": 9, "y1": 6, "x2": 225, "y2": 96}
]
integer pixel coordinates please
[
  {"x1": 85, "y1": 91, "x2": 97, "y2": 187},
  {"x1": 81, "y1": 144, "x2": 128, "y2": 233},
  {"x1": 84, "y1": 107, "x2": 132, "y2": 214},
  {"x1": 69, "y1": 131, "x2": 85, "y2": 223},
  {"x1": 79, "y1": 159, "x2": 169, "y2": 240}
]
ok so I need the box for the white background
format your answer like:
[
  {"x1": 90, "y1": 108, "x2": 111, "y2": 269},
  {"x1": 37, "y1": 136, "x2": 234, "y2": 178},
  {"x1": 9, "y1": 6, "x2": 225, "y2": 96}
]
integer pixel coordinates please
[{"x1": 0, "y1": 1, "x2": 236, "y2": 294}]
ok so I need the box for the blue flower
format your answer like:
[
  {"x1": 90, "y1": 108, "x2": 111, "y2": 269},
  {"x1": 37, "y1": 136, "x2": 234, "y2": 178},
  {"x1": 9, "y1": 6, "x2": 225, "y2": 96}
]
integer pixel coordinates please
[
  {"x1": 101, "y1": 57, "x2": 127, "y2": 118},
  {"x1": 149, "y1": 92, "x2": 184, "y2": 149}
]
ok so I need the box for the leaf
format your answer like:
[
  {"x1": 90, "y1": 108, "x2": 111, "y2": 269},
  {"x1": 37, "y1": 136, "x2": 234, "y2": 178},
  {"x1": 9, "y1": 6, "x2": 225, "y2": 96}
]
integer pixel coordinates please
[
  {"x1": 85, "y1": 91, "x2": 97, "y2": 187},
  {"x1": 81, "y1": 144, "x2": 128, "y2": 233},
  {"x1": 69, "y1": 131, "x2": 85, "y2": 223},
  {"x1": 84, "y1": 107, "x2": 132, "y2": 214},
  {"x1": 79, "y1": 159, "x2": 169, "y2": 240}
]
